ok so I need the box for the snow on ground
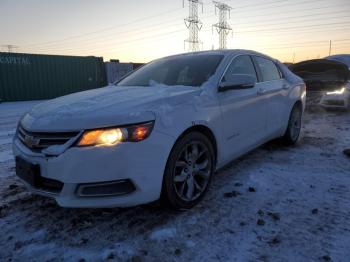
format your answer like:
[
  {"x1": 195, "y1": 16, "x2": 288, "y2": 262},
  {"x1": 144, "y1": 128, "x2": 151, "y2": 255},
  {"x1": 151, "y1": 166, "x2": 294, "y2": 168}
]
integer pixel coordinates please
[
  {"x1": 0, "y1": 101, "x2": 350, "y2": 262},
  {"x1": 0, "y1": 101, "x2": 40, "y2": 178}
]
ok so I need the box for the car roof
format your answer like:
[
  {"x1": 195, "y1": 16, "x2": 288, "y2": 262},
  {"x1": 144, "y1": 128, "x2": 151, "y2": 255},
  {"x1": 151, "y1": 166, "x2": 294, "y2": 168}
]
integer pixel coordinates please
[{"x1": 160, "y1": 49, "x2": 276, "y2": 61}]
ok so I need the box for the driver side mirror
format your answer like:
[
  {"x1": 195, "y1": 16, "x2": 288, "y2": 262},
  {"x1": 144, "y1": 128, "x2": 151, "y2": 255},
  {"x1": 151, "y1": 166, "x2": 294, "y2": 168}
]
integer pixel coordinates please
[{"x1": 218, "y1": 74, "x2": 256, "y2": 92}]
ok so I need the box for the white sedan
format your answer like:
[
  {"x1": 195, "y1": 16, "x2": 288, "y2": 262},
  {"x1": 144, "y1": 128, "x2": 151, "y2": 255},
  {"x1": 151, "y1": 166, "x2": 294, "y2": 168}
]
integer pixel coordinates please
[{"x1": 13, "y1": 50, "x2": 306, "y2": 209}]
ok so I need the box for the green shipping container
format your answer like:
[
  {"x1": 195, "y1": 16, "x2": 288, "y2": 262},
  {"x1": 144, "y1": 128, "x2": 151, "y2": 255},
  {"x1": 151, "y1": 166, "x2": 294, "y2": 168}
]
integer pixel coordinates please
[{"x1": 0, "y1": 52, "x2": 107, "y2": 102}]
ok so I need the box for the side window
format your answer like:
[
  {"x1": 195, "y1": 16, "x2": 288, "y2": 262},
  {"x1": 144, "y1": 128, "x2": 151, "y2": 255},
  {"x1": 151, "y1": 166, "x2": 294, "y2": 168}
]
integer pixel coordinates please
[
  {"x1": 222, "y1": 55, "x2": 257, "y2": 83},
  {"x1": 254, "y1": 57, "x2": 281, "y2": 82}
]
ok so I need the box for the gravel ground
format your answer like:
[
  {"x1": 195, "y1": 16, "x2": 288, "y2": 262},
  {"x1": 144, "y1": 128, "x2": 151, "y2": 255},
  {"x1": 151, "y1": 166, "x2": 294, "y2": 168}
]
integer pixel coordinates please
[{"x1": 0, "y1": 101, "x2": 350, "y2": 262}]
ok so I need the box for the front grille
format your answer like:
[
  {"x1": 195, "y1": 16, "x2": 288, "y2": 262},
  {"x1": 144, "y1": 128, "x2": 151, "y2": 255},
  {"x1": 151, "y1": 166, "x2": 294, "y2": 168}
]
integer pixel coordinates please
[
  {"x1": 324, "y1": 100, "x2": 345, "y2": 106},
  {"x1": 17, "y1": 125, "x2": 79, "y2": 152}
]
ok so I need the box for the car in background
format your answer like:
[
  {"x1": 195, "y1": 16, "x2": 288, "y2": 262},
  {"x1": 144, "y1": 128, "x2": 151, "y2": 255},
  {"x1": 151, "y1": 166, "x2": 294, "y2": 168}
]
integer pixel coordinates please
[
  {"x1": 319, "y1": 82, "x2": 350, "y2": 110},
  {"x1": 289, "y1": 58, "x2": 350, "y2": 110},
  {"x1": 326, "y1": 54, "x2": 350, "y2": 71},
  {"x1": 323, "y1": 54, "x2": 350, "y2": 110},
  {"x1": 13, "y1": 50, "x2": 305, "y2": 210}
]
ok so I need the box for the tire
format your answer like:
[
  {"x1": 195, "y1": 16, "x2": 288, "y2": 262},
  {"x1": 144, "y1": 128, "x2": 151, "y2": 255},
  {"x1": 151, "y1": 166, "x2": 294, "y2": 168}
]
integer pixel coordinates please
[
  {"x1": 282, "y1": 103, "x2": 302, "y2": 145},
  {"x1": 161, "y1": 132, "x2": 215, "y2": 210}
]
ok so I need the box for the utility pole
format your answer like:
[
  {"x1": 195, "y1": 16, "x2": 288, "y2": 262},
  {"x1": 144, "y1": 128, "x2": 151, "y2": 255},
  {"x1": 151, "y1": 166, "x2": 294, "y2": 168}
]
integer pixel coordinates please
[
  {"x1": 212, "y1": 1, "x2": 232, "y2": 49},
  {"x1": 1, "y1": 44, "x2": 18, "y2": 53},
  {"x1": 292, "y1": 52, "x2": 295, "y2": 63},
  {"x1": 328, "y1": 40, "x2": 332, "y2": 56},
  {"x1": 183, "y1": 0, "x2": 203, "y2": 52}
]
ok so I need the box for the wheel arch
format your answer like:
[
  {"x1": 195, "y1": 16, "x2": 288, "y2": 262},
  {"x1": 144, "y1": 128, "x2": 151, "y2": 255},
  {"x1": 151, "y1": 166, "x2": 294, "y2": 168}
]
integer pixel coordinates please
[
  {"x1": 281, "y1": 99, "x2": 303, "y2": 136},
  {"x1": 293, "y1": 99, "x2": 303, "y2": 110},
  {"x1": 172, "y1": 125, "x2": 218, "y2": 166},
  {"x1": 160, "y1": 124, "x2": 218, "y2": 208}
]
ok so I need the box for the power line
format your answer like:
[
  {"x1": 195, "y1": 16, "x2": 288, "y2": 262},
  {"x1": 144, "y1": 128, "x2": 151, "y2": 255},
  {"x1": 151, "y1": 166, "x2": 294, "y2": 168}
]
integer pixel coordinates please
[
  {"x1": 226, "y1": 0, "x2": 287, "y2": 10},
  {"x1": 22, "y1": 23, "x2": 350, "y2": 56},
  {"x1": 23, "y1": 9, "x2": 348, "y2": 50},
  {"x1": 21, "y1": 11, "x2": 350, "y2": 54},
  {"x1": 24, "y1": 7, "x2": 350, "y2": 53},
  {"x1": 23, "y1": 20, "x2": 184, "y2": 50},
  {"x1": 230, "y1": 0, "x2": 330, "y2": 14},
  {"x1": 19, "y1": 0, "x2": 342, "y2": 51},
  {"x1": 23, "y1": 0, "x2": 332, "y2": 49},
  {"x1": 230, "y1": 3, "x2": 346, "y2": 24},
  {"x1": 12, "y1": 0, "x2": 349, "y2": 58},
  {"x1": 28, "y1": 29, "x2": 185, "y2": 54},
  {"x1": 254, "y1": 39, "x2": 350, "y2": 49},
  {"x1": 233, "y1": 9, "x2": 350, "y2": 27},
  {"x1": 234, "y1": 15, "x2": 350, "y2": 33},
  {"x1": 236, "y1": 21, "x2": 350, "y2": 34},
  {"x1": 23, "y1": 7, "x2": 184, "y2": 47}
]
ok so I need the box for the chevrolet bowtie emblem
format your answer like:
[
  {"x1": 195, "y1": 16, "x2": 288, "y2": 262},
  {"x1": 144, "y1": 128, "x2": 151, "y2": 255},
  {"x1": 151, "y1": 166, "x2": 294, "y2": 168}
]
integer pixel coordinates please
[{"x1": 24, "y1": 135, "x2": 40, "y2": 148}]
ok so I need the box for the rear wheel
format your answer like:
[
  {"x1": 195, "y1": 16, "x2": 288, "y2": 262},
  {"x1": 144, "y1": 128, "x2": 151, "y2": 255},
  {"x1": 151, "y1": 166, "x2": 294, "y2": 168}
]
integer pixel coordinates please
[
  {"x1": 161, "y1": 132, "x2": 215, "y2": 210},
  {"x1": 282, "y1": 103, "x2": 302, "y2": 145}
]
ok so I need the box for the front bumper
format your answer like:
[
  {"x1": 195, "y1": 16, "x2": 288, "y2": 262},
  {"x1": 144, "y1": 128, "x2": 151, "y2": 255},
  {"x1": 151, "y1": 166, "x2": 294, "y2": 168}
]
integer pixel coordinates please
[
  {"x1": 13, "y1": 130, "x2": 175, "y2": 208},
  {"x1": 319, "y1": 92, "x2": 350, "y2": 109}
]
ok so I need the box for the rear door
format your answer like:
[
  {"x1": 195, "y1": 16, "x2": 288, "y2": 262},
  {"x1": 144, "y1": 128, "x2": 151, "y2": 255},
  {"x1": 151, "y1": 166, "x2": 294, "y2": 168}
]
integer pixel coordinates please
[
  {"x1": 218, "y1": 55, "x2": 267, "y2": 160},
  {"x1": 253, "y1": 56, "x2": 286, "y2": 135}
]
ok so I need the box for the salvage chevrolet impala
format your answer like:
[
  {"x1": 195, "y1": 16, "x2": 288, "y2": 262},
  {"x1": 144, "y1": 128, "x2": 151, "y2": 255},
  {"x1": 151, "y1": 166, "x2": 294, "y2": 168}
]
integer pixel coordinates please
[{"x1": 13, "y1": 50, "x2": 306, "y2": 209}]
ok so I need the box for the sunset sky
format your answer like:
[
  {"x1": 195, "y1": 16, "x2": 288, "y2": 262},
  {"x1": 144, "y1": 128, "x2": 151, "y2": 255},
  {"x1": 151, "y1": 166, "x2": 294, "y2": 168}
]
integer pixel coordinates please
[{"x1": 1, "y1": 0, "x2": 349, "y2": 63}]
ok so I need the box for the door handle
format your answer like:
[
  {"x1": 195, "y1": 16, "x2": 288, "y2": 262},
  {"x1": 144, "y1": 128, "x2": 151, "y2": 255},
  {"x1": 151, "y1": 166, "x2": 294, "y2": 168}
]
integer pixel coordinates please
[
  {"x1": 257, "y1": 88, "x2": 267, "y2": 95},
  {"x1": 282, "y1": 84, "x2": 289, "y2": 90}
]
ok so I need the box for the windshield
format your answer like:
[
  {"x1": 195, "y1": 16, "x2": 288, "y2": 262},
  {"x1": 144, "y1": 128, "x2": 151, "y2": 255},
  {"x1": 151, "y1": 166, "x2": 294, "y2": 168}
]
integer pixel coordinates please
[{"x1": 117, "y1": 54, "x2": 224, "y2": 87}]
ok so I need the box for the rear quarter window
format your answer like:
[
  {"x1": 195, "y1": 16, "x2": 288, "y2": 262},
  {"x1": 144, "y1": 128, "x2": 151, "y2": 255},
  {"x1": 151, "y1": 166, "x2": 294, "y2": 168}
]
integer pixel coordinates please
[{"x1": 255, "y1": 56, "x2": 281, "y2": 82}]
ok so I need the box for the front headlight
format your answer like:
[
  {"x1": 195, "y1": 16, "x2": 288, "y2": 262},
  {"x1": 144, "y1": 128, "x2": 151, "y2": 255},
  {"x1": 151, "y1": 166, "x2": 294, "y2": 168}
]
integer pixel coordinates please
[
  {"x1": 326, "y1": 87, "x2": 346, "y2": 95},
  {"x1": 77, "y1": 121, "x2": 154, "y2": 147}
]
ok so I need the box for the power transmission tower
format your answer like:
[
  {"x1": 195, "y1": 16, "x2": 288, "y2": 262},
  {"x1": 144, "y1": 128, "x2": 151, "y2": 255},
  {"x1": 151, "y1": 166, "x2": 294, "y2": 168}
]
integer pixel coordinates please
[
  {"x1": 212, "y1": 1, "x2": 232, "y2": 49},
  {"x1": 1, "y1": 44, "x2": 18, "y2": 53},
  {"x1": 183, "y1": 0, "x2": 203, "y2": 52}
]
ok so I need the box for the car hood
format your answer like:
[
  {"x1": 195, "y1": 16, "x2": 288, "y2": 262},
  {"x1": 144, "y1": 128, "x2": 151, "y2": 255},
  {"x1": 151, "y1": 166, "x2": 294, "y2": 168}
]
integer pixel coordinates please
[
  {"x1": 289, "y1": 59, "x2": 349, "y2": 92},
  {"x1": 289, "y1": 59, "x2": 349, "y2": 81},
  {"x1": 325, "y1": 54, "x2": 350, "y2": 69},
  {"x1": 21, "y1": 85, "x2": 200, "y2": 132}
]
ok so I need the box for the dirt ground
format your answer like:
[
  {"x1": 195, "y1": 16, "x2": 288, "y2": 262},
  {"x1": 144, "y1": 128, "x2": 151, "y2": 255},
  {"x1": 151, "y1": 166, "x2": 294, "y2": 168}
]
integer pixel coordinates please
[{"x1": 0, "y1": 101, "x2": 349, "y2": 262}]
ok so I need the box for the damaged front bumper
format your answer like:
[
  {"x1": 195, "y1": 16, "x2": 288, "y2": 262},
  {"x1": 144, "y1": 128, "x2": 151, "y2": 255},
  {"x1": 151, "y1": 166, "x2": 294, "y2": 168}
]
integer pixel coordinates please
[{"x1": 12, "y1": 129, "x2": 175, "y2": 208}]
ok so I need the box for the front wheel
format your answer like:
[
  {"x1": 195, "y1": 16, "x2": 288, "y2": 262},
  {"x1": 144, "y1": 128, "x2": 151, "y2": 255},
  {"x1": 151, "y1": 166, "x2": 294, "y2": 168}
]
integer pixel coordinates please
[
  {"x1": 282, "y1": 104, "x2": 302, "y2": 145},
  {"x1": 161, "y1": 132, "x2": 215, "y2": 210}
]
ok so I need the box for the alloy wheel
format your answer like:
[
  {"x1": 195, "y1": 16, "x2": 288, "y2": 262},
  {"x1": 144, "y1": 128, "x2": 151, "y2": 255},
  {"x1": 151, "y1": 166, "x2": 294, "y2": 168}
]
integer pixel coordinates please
[
  {"x1": 173, "y1": 141, "x2": 212, "y2": 201},
  {"x1": 290, "y1": 107, "x2": 302, "y2": 141}
]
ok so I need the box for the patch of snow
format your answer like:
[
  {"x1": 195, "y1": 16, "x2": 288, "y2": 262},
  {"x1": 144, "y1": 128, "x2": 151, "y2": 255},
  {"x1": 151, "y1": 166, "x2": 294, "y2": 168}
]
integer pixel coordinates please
[
  {"x1": 18, "y1": 243, "x2": 57, "y2": 260},
  {"x1": 101, "y1": 242, "x2": 135, "y2": 260},
  {"x1": 0, "y1": 150, "x2": 14, "y2": 163},
  {"x1": 185, "y1": 240, "x2": 196, "y2": 248},
  {"x1": 0, "y1": 101, "x2": 350, "y2": 261},
  {"x1": 0, "y1": 131, "x2": 15, "y2": 137},
  {"x1": 149, "y1": 227, "x2": 177, "y2": 241},
  {"x1": 0, "y1": 137, "x2": 13, "y2": 145}
]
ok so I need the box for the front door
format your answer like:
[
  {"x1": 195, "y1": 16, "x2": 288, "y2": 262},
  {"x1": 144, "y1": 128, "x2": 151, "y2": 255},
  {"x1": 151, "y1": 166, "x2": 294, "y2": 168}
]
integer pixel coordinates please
[{"x1": 218, "y1": 55, "x2": 267, "y2": 161}]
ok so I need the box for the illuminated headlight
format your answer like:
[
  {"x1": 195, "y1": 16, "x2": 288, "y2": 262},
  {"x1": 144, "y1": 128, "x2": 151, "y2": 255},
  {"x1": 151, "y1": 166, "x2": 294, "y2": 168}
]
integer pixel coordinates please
[
  {"x1": 326, "y1": 88, "x2": 346, "y2": 95},
  {"x1": 77, "y1": 121, "x2": 154, "y2": 147}
]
